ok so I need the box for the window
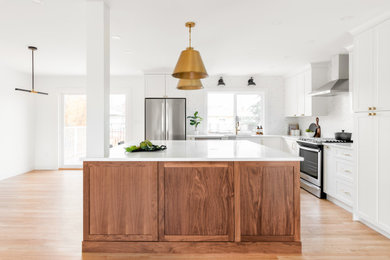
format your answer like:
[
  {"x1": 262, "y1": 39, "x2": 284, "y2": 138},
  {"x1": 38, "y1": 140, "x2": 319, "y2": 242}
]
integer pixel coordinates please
[
  {"x1": 63, "y1": 95, "x2": 86, "y2": 166},
  {"x1": 62, "y1": 94, "x2": 126, "y2": 167},
  {"x1": 207, "y1": 93, "x2": 235, "y2": 133},
  {"x1": 207, "y1": 92, "x2": 264, "y2": 135},
  {"x1": 109, "y1": 95, "x2": 126, "y2": 147}
]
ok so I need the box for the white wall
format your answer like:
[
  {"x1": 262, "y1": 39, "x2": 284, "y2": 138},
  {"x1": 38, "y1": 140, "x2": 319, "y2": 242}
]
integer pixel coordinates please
[
  {"x1": 34, "y1": 75, "x2": 144, "y2": 169},
  {"x1": 185, "y1": 75, "x2": 290, "y2": 135},
  {"x1": 295, "y1": 92, "x2": 353, "y2": 138},
  {"x1": 0, "y1": 66, "x2": 35, "y2": 181}
]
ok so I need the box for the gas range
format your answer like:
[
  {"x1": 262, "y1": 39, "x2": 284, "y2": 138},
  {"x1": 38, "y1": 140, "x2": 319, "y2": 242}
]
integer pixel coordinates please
[{"x1": 298, "y1": 137, "x2": 352, "y2": 146}]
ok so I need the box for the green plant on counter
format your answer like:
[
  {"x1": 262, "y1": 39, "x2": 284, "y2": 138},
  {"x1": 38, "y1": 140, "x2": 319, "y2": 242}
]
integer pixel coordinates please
[
  {"x1": 125, "y1": 140, "x2": 166, "y2": 153},
  {"x1": 187, "y1": 111, "x2": 203, "y2": 131},
  {"x1": 305, "y1": 129, "x2": 313, "y2": 132}
]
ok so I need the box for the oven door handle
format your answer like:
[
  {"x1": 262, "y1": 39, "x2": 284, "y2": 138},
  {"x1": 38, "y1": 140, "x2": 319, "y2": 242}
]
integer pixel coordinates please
[{"x1": 298, "y1": 145, "x2": 321, "y2": 153}]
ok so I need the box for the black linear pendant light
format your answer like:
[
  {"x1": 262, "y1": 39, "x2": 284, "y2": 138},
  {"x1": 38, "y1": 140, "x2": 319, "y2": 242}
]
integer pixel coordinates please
[{"x1": 15, "y1": 46, "x2": 48, "y2": 95}]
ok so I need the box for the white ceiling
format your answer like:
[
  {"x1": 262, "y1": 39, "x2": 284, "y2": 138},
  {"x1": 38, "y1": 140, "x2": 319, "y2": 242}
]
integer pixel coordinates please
[{"x1": 1, "y1": 0, "x2": 390, "y2": 76}]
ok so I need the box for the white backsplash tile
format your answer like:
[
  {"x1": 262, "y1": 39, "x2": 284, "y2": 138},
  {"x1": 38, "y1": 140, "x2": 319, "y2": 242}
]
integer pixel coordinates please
[{"x1": 296, "y1": 92, "x2": 353, "y2": 138}]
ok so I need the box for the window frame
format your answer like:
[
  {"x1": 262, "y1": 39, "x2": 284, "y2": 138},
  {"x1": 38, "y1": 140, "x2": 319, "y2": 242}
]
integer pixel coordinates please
[
  {"x1": 59, "y1": 92, "x2": 128, "y2": 168},
  {"x1": 206, "y1": 90, "x2": 265, "y2": 135},
  {"x1": 59, "y1": 92, "x2": 86, "y2": 169}
]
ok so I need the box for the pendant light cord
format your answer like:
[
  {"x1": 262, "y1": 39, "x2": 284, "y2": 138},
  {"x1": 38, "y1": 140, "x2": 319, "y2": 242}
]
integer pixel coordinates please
[
  {"x1": 189, "y1": 25, "x2": 192, "y2": 48},
  {"x1": 31, "y1": 48, "x2": 35, "y2": 92}
]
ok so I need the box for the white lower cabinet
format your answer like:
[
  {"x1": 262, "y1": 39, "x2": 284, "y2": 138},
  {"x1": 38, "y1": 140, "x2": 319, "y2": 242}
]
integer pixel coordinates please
[
  {"x1": 355, "y1": 111, "x2": 390, "y2": 236},
  {"x1": 283, "y1": 138, "x2": 299, "y2": 156},
  {"x1": 261, "y1": 137, "x2": 282, "y2": 150},
  {"x1": 236, "y1": 136, "x2": 282, "y2": 151},
  {"x1": 324, "y1": 145, "x2": 354, "y2": 209}
]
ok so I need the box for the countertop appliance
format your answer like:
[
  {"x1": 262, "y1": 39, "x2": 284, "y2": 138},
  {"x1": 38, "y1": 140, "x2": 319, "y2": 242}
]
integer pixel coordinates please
[
  {"x1": 296, "y1": 137, "x2": 353, "y2": 198},
  {"x1": 145, "y1": 98, "x2": 186, "y2": 140}
]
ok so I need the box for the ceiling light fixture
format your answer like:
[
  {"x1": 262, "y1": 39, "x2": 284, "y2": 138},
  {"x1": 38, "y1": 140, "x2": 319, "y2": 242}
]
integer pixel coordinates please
[
  {"x1": 177, "y1": 79, "x2": 203, "y2": 90},
  {"x1": 218, "y1": 77, "x2": 225, "y2": 87},
  {"x1": 248, "y1": 77, "x2": 256, "y2": 87},
  {"x1": 172, "y1": 21, "x2": 208, "y2": 81},
  {"x1": 15, "y1": 46, "x2": 48, "y2": 95}
]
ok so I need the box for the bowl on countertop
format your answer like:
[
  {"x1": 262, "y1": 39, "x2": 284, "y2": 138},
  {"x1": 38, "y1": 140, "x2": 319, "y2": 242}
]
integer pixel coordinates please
[{"x1": 303, "y1": 131, "x2": 315, "y2": 138}]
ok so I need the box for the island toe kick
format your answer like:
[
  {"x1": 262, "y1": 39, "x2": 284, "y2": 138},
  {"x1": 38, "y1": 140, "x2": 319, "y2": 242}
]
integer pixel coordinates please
[{"x1": 83, "y1": 161, "x2": 301, "y2": 253}]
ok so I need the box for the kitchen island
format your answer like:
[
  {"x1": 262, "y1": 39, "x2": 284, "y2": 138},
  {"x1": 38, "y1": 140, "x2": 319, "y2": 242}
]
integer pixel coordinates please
[{"x1": 82, "y1": 140, "x2": 303, "y2": 253}]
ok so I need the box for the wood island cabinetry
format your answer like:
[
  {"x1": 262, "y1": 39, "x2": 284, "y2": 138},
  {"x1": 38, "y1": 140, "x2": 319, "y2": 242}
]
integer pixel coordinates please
[{"x1": 83, "y1": 160, "x2": 301, "y2": 253}]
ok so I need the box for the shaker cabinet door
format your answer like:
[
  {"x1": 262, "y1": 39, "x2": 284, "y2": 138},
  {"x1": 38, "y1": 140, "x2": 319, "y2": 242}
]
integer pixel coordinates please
[
  {"x1": 377, "y1": 112, "x2": 390, "y2": 232},
  {"x1": 353, "y1": 30, "x2": 374, "y2": 112},
  {"x1": 374, "y1": 20, "x2": 390, "y2": 111},
  {"x1": 285, "y1": 77, "x2": 297, "y2": 116},
  {"x1": 84, "y1": 162, "x2": 158, "y2": 241},
  {"x1": 355, "y1": 114, "x2": 377, "y2": 223},
  {"x1": 145, "y1": 74, "x2": 166, "y2": 98},
  {"x1": 158, "y1": 162, "x2": 234, "y2": 242},
  {"x1": 323, "y1": 145, "x2": 336, "y2": 197},
  {"x1": 239, "y1": 162, "x2": 299, "y2": 242}
]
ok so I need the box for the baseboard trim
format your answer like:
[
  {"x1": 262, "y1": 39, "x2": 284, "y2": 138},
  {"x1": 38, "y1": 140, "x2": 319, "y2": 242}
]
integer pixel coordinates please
[
  {"x1": 82, "y1": 241, "x2": 302, "y2": 254},
  {"x1": 326, "y1": 195, "x2": 353, "y2": 213},
  {"x1": 355, "y1": 215, "x2": 390, "y2": 239},
  {"x1": 58, "y1": 168, "x2": 82, "y2": 170}
]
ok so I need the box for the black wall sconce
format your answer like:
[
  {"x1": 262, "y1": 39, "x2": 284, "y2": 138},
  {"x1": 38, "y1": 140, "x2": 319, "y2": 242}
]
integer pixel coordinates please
[
  {"x1": 248, "y1": 77, "x2": 256, "y2": 86},
  {"x1": 218, "y1": 77, "x2": 226, "y2": 87}
]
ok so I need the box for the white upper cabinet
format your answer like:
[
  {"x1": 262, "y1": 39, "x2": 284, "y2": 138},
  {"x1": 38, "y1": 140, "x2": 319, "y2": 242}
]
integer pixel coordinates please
[
  {"x1": 353, "y1": 30, "x2": 375, "y2": 112},
  {"x1": 145, "y1": 74, "x2": 166, "y2": 98},
  {"x1": 284, "y1": 77, "x2": 298, "y2": 117},
  {"x1": 374, "y1": 20, "x2": 390, "y2": 112},
  {"x1": 145, "y1": 74, "x2": 186, "y2": 98},
  {"x1": 353, "y1": 19, "x2": 390, "y2": 112},
  {"x1": 284, "y1": 63, "x2": 328, "y2": 117},
  {"x1": 296, "y1": 73, "x2": 305, "y2": 116},
  {"x1": 165, "y1": 76, "x2": 185, "y2": 98}
]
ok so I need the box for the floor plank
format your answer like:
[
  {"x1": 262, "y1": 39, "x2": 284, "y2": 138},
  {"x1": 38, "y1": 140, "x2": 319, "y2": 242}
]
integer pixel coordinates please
[{"x1": 0, "y1": 170, "x2": 389, "y2": 259}]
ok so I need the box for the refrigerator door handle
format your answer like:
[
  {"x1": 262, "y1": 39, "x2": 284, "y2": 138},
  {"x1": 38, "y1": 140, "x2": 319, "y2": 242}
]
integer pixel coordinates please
[
  {"x1": 161, "y1": 101, "x2": 166, "y2": 140},
  {"x1": 166, "y1": 101, "x2": 169, "y2": 140}
]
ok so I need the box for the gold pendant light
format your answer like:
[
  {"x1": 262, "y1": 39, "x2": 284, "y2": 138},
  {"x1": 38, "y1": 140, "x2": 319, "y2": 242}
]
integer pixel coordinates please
[
  {"x1": 172, "y1": 22, "x2": 208, "y2": 80},
  {"x1": 177, "y1": 79, "x2": 203, "y2": 90}
]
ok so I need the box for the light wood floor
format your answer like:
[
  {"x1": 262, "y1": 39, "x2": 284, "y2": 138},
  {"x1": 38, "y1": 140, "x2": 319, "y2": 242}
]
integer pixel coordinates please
[{"x1": 0, "y1": 170, "x2": 389, "y2": 260}]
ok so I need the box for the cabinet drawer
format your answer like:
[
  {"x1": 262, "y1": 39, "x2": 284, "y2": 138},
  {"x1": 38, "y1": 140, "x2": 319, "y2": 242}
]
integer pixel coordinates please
[
  {"x1": 335, "y1": 149, "x2": 353, "y2": 161},
  {"x1": 335, "y1": 160, "x2": 353, "y2": 182},
  {"x1": 336, "y1": 180, "x2": 353, "y2": 206}
]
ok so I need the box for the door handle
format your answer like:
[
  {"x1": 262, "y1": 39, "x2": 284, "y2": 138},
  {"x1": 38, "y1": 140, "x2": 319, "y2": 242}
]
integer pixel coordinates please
[{"x1": 165, "y1": 101, "x2": 169, "y2": 140}]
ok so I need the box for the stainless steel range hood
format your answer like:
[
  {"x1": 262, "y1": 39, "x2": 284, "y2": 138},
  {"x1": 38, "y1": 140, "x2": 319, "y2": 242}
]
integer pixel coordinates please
[{"x1": 310, "y1": 54, "x2": 349, "y2": 96}]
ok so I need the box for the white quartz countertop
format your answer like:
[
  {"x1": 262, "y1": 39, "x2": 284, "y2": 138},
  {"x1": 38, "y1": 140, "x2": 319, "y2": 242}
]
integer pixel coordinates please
[
  {"x1": 187, "y1": 134, "x2": 301, "y2": 139},
  {"x1": 83, "y1": 140, "x2": 303, "y2": 162}
]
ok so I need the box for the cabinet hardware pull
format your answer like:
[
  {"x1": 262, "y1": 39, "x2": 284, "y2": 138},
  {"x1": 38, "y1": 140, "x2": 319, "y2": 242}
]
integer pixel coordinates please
[
  {"x1": 345, "y1": 170, "x2": 352, "y2": 173},
  {"x1": 343, "y1": 153, "x2": 351, "y2": 157}
]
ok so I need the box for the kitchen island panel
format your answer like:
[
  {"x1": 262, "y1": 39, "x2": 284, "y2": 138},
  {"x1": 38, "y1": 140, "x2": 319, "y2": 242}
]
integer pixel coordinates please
[
  {"x1": 159, "y1": 162, "x2": 234, "y2": 242},
  {"x1": 84, "y1": 162, "x2": 158, "y2": 241},
  {"x1": 239, "y1": 162, "x2": 300, "y2": 242}
]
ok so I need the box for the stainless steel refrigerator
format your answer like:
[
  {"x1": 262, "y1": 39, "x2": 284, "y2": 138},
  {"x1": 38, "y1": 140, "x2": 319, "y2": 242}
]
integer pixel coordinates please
[{"x1": 145, "y1": 98, "x2": 186, "y2": 140}]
